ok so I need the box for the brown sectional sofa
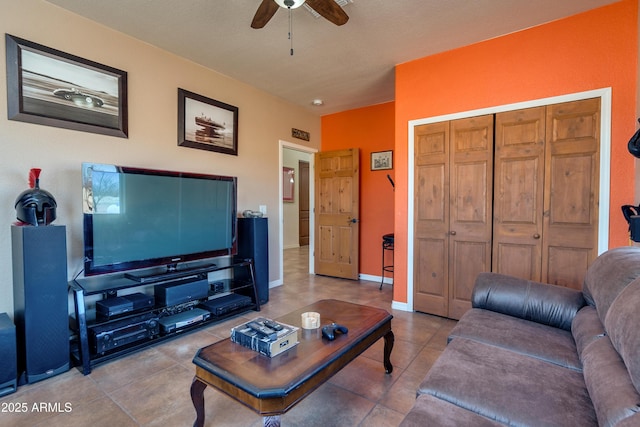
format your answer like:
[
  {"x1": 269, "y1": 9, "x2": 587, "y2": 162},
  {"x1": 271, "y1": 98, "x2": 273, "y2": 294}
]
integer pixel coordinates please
[{"x1": 401, "y1": 246, "x2": 640, "y2": 426}]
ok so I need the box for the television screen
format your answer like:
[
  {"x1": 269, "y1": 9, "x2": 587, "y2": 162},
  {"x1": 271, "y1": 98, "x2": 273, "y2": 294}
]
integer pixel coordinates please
[{"x1": 82, "y1": 163, "x2": 237, "y2": 276}]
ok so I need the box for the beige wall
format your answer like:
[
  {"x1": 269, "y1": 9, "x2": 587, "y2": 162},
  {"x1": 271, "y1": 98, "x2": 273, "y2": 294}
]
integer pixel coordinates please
[{"x1": 0, "y1": 0, "x2": 320, "y2": 316}]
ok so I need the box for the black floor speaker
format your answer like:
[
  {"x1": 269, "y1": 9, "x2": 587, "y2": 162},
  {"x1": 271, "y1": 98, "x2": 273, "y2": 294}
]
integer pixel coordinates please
[
  {"x1": 12, "y1": 225, "x2": 69, "y2": 384},
  {"x1": 0, "y1": 313, "x2": 17, "y2": 396},
  {"x1": 236, "y1": 217, "x2": 269, "y2": 304}
]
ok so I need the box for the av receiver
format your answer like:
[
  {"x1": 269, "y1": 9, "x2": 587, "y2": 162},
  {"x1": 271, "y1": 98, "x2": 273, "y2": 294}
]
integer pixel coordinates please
[
  {"x1": 89, "y1": 312, "x2": 159, "y2": 354},
  {"x1": 199, "y1": 293, "x2": 252, "y2": 317}
]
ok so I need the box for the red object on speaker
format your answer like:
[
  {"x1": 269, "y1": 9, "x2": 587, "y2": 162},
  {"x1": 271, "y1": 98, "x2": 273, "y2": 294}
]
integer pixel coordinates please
[
  {"x1": 14, "y1": 168, "x2": 57, "y2": 226},
  {"x1": 28, "y1": 168, "x2": 41, "y2": 189}
]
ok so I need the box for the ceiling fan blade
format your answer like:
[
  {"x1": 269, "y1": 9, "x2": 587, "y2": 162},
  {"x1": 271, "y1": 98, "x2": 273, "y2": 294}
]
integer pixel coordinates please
[
  {"x1": 251, "y1": 0, "x2": 280, "y2": 29},
  {"x1": 305, "y1": 0, "x2": 349, "y2": 26}
]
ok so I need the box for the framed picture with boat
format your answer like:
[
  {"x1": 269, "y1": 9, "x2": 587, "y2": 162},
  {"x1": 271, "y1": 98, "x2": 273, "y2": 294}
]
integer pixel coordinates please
[
  {"x1": 5, "y1": 34, "x2": 128, "y2": 138},
  {"x1": 178, "y1": 88, "x2": 238, "y2": 155}
]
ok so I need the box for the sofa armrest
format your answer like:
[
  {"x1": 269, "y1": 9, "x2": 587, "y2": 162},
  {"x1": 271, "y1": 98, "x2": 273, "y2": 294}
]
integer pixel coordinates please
[{"x1": 471, "y1": 272, "x2": 586, "y2": 331}]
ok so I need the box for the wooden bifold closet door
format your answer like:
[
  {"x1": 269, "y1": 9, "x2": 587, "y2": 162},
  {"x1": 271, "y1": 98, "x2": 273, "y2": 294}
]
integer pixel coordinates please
[
  {"x1": 413, "y1": 115, "x2": 494, "y2": 319},
  {"x1": 413, "y1": 98, "x2": 600, "y2": 319}
]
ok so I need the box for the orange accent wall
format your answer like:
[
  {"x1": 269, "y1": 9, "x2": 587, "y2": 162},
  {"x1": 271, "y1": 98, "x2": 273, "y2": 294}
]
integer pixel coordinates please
[
  {"x1": 321, "y1": 102, "x2": 395, "y2": 278},
  {"x1": 393, "y1": 0, "x2": 638, "y2": 304}
]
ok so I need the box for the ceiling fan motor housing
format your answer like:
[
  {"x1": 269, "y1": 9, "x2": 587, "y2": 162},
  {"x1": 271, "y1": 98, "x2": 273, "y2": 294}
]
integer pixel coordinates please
[
  {"x1": 253, "y1": 0, "x2": 349, "y2": 29},
  {"x1": 275, "y1": 0, "x2": 305, "y2": 9}
]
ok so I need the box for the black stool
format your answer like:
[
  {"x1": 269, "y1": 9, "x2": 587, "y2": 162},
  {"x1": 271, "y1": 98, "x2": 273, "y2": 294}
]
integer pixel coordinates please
[{"x1": 380, "y1": 233, "x2": 394, "y2": 290}]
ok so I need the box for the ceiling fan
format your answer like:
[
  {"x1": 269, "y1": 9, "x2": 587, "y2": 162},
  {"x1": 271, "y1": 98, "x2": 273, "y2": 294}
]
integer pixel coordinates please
[{"x1": 251, "y1": 0, "x2": 349, "y2": 29}]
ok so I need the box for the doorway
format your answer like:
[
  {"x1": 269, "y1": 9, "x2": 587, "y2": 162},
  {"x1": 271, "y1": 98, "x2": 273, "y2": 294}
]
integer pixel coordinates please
[{"x1": 280, "y1": 141, "x2": 317, "y2": 284}]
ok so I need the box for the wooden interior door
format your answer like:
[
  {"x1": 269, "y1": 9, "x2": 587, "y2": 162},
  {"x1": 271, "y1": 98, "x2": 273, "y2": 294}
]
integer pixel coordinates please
[
  {"x1": 414, "y1": 121, "x2": 450, "y2": 317},
  {"x1": 448, "y1": 115, "x2": 494, "y2": 319},
  {"x1": 493, "y1": 107, "x2": 546, "y2": 281},
  {"x1": 542, "y1": 98, "x2": 600, "y2": 289},
  {"x1": 314, "y1": 149, "x2": 360, "y2": 280},
  {"x1": 298, "y1": 160, "x2": 310, "y2": 246}
]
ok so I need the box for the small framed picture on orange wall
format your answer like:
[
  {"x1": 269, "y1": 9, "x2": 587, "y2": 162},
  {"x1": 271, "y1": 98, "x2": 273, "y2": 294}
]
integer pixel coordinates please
[{"x1": 371, "y1": 150, "x2": 393, "y2": 171}]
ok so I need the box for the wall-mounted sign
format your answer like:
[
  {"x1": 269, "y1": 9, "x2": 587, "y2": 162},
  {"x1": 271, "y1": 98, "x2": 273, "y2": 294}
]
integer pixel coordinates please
[{"x1": 292, "y1": 128, "x2": 310, "y2": 141}]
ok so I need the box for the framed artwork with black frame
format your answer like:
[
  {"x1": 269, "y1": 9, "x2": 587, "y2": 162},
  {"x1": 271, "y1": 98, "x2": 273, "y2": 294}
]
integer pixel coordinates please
[
  {"x1": 178, "y1": 88, "x2": 238, "y2": 156},
  {"x1": 371, "y1": 150, "x2": 393, "y2": 171},
  {"x1": 5, "y1": 34, "x2": 128, "y2": 138}
]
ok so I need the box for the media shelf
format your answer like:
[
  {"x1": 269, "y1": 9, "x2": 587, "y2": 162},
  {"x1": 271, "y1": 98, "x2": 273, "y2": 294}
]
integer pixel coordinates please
[{"x1": 68, "y1": 258, "x2": 260, "y2": 375}]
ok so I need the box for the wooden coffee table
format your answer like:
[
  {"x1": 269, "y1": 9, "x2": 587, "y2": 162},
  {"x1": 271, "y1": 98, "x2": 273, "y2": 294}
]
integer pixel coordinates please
[{"x1": 191, "y1": 299, "x2": 394, "y2": 427}]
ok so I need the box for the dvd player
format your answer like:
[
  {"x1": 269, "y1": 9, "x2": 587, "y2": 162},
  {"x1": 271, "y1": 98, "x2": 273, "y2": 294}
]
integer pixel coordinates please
[
  {"x1": 199, "y1": 294, "x2": 252, "y2": 317},
  {"x1": 158, "y1": 308, "x2": 210, "y2": 335}
]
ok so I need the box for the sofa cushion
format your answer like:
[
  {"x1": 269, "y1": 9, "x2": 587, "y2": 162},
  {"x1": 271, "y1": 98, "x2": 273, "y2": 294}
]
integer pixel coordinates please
[
  {"x1": 417, "y1": 338, "x2": 597, "y2": 426},
  {"x1": 572, "y1": 305, "x2": 606, "y2": 357},
  {"x1": 583, "y1": 246, "x2": 640, "y2": 322},
  {"x1": 472, "y1": 272, "x2": 585, "y2": 331},
  {"x1": 603, "y1": 277, "x2": 640, "y2": 394},
  {"x1": 581, "y1": 336, "x2": 640, "y2": 427},
  {"x1": 399, "y1": 394, "x2": 504, "y2": 427},
  {"x1": 449, "y1": 308, "x2": 582, "y2": 371}
]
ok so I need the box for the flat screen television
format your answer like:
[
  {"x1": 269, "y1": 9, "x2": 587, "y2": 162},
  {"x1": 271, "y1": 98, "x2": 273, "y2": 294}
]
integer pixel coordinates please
[{"x1": 82, "y1": 162, "x2": 237, "y2": 278}]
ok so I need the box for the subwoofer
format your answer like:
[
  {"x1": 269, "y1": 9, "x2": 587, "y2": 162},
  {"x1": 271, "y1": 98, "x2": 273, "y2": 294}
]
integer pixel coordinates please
[
  {"x1": 236, "y1": 217, "x2": 269, "y2": 304},
  {"x1": 0, "y1": 313, "x2": 17, "y2": 396},
  {"x1": 11, "y1": 225, "x2": 69, "y2": 384}
]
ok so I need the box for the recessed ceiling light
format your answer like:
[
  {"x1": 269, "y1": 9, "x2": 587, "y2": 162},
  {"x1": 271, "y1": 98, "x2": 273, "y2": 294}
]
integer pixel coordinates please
[{"x1": 311, "y1": 99, "x2": 324, "y2": 106}]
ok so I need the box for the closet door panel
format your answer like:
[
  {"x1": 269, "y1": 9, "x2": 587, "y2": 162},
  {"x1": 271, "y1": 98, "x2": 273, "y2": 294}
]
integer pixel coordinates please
[
  {"x1": 449, "y1": 115, "x2": 493, "y2": 319},
  {"x1": 413, "y1": 122, "x2": 450, "y2": 316},
  {"x1": 543, "y1": 98, "x2": 600, "y2": 289},
  {"x1": 493, "y1": 107, "x2": 545, "y2": 281},
  {"x1": 450, "y1": 240, "x2": 488, "y2": 319},
  {"x1": 414, "y1": 237, "x2": 448, "y2": 316}
]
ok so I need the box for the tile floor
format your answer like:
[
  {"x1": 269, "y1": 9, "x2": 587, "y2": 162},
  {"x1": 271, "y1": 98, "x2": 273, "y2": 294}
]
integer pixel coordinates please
[{"x1": 0, "y1": 247, "x2": 456, "y2": 427}]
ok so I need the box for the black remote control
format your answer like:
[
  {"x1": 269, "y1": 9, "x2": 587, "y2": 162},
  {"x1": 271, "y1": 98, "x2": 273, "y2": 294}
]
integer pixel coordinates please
[
  {"x1": 246, "y1": 321, "x2": 277, "y2": 340},
  {"x1": 262, "y1": 319, "x2": 283, "y2": 331}
]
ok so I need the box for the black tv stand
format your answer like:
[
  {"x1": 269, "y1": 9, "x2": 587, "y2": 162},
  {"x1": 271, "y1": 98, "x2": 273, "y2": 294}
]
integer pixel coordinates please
[
  {"x1": 69, "y1": 257, "x2": 259, "y2": 375},
  {"x1": 124, "y1": 263, "x2": 217, "y2": 284}
]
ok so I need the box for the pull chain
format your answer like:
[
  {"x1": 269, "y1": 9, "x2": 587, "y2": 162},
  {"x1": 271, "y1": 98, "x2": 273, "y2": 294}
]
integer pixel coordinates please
[{"x1": 288, "y1": 7, "x2": 294, "y2": 56}]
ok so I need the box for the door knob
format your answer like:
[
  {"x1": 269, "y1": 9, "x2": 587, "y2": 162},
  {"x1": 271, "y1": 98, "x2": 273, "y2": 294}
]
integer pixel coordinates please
[
  {"x1": 533, "y1": 233, "x2": 541, "y2": 239},
  {"x1": 348, "y1": 217, "x2": 358, "y2": 224},
  {"x1": 450, "y1": 230, "x2": 456, "y2": 235}
]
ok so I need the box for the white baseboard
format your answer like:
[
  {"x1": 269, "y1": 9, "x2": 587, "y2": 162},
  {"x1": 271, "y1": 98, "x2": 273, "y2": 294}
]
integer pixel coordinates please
[
  {"x1": 391, "y1": 300, "x2": 411, "y2": 312},
  {"x1": 269, "y1": 279, "x2": 283, "y2": 288},
  {"x1": 359, "y1": 273, "x2": 393, "y2": 285}
]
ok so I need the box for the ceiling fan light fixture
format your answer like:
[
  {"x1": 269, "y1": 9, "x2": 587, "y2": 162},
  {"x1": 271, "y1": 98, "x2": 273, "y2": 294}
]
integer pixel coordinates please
[{"x1": 275, "y1": 0, "x2": 306, "y2": 9}]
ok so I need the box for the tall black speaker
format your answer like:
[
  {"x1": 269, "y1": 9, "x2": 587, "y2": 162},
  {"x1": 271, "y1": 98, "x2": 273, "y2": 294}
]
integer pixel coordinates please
[
  {"x1": 236, "y1": 218, "x2": 269, "y2": 304},
  {"x1": 0, "y1": 313, "x2": 17, "y2": 396},
  {"x1": 12, "y1": 225, "x2": 69, "y2": 384}
]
